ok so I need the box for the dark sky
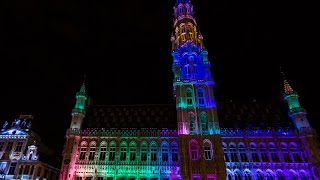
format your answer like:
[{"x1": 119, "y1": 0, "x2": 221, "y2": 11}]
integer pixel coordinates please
[{"x1": 1, "y1": 0, "x2": 319, "y2": 153}]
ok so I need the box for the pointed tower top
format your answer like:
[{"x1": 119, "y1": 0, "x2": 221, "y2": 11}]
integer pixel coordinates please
[
  {"x1": 79, "y1": 81, "x2": 86, "y2": 94},
  {"x1": 280, "y1": 67, "x2": 294, "y2": 94}
]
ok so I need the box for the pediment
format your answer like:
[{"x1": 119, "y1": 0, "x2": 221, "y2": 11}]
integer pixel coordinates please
[{"x1": 0, "y1": 128, "x2": 28, "y2": 136}]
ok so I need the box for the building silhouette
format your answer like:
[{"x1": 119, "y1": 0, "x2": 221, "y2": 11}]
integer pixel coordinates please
[
  {"x1": 0, "y1": 115, "x2": 60, "y2": 180},
  {"x1": 59, "y1": 0, "x2": 320, "y2": 180}
]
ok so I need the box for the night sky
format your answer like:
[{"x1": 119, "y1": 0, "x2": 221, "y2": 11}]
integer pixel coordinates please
[{"x1": 2, "y1": 0, "x2": 319, "y2": 153}]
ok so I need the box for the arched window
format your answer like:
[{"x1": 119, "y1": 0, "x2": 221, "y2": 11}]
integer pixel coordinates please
[
  {"x1": 229, "y1": 143, "x2": 238, "y2": 162},
  {"x1": 256, "y1": 171, "x2": 264, "y2": 180},
  {"x1": 226, "y1": 169, "x2": 232, "y2": 180},
  {"x1": 161, "y1": 142, "x2": 169, "y2": 161},
  {"x1": 197, "y1": 89, "x2": 205, "y2": 107},
  {"x1": 171, "y1": 142, "x2": 179, "y2": 162},
  {"x1": 269, "y1": 143, "x2": 279, "y2": 162},
  {"x1": 290, "y1": 171, "x2": 298, "y2": 180},
  {"x1": 239, "y1": 143, "x2": 248, "y2": 162},
  {"x1": 234, "y1": 171, "x2": 241, "y2": 180},
  {"x1": 259, "y1": 143, "x2": 269, "y2": 162},
  {"x1": 290, "y1": 143, "x2": 301, "y2": 163},
  {"x1": 185, "y1": 5, "x2": 190, "y2": 14},
  {"x1": 109, "y1": 141, "x2": 116, "y2": 161},
  {"x1": 129, "y1": 142, "x2": 136, "y2": 161},
  {"x1": 188, "y1": 112, "x2": 196, "y2": 134},
  {"x1": 244, "y1": 171, "x2": 252, "y2": 180},
  {"x1": 281, "y1": 143, "x2": 291, "y2": 162},
  {"x1": 266, "y1": 171, "x2": 274, "y2": 180},
  {"x1": 186, "y1": 88, "x2": 193, "y2": 106},
  {"x1": 250, "y1": 143, "x2": 259, "y2": 162},
  {"x1": 189, "y1": 140, "x2": 199, "y2": 160},
  {"x1": 99, "y1": 142, "x2": 107, "y2": 161},
  {"x1": 203, "y1": 140, "x2": 213, "y2": 160},
  {"x1": 119, "y1": 142, "x2": 127, "y2": 161},
  {"x1": 79, "y1": 142, "x2": 87, "y2": 160},
  {"x1": 150, "y1": 142, "x2": 157, "y2": 161},
  {"x1": 223, "y1": 143, "x2": 229, "y2": 162},
  {"x1": 140, "y1": 142, "x2": 148, "y2": 161},
  {"x1": 299, "y1": 171, "x2": 308, "y2": 180},
  {"x1": 88, "y1": 142, "x2": 96, "y2": 161},
  {"x1": 276, "y1": 171, "x2": 285, "y2": 180}
]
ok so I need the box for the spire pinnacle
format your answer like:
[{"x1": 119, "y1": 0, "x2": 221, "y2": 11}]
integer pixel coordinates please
[{"x1": 280, "y1": 67, "x2": 294, "y2": 94}]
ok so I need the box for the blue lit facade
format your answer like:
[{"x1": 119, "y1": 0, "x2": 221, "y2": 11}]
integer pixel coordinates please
[{"x1": 59, "y1": 0, "x2": 320, "y2": 180}]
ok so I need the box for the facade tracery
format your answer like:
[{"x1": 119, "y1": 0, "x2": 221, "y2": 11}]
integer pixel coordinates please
[{"x1": 59, "y1": 0, "x2": 320, "y2": 180}]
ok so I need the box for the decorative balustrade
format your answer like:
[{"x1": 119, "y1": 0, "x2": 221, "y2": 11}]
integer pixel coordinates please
[
  {"x1": 219, "y1": 127, "x2": 314, "y2": 137},
  {"x1": 79, "y1": 128, "x2": 178, "y2": 138}
]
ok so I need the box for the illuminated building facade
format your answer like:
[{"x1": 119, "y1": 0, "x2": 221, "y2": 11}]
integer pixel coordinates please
[
  {"x1": 0, "y1": 115, "x2": 60, "y2": 180},
  {"x1": 59, "y1": 0, "x2": 320, "y2": 180}
]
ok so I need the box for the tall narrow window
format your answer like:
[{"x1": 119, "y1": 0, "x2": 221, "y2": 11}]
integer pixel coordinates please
[
  {"x1": 269, "y1": 143, "x2": 279, "y2": 162},
  {"x1": 8, "y1": 162, "x2": 17, "y2": 174},
  {"x1": 120, "y1": 143, "x2": 127, "y2": 161},
  {"x1": 99, "y1": 145, "x2": 107, "y2": 161},
  {"x1": 229, "y1": 143, "x2": 238, "y2": 162},
  {"x1": 79, "y1": 147, "x2": 87, "y2": 160},
  {"x1": 29, "y1": 165, "x2": 34, "y2": 176},
  {"x1": 281, "y1": 143, "x2": 291, "y2": 162},
  {"x1": 186, "y1": 89, "x2": 193, "y2": 106},
  {"x1": 109, "y1": 142, "x2": 116, "y2": 161},
  {"x1": 203, "y1": 140, "x2": 213, "y2": 160},
  {"x1": 161, "y1": 143, "x2": 169, "y2": 161},
  {"x1": 172, "y1": 142, "x2": 178, "y2": 162},
  {"x1": 256, "y1": 172, "x2": 264, "y2": 180},
  {"x1": 290, "y1": 143, "x2": 301, "y2": 163},
  {"x1": 89, "y1": 145, "x2": 96, "y2": 161},
  {"x1": 223, "y1": 143, "x2": 230, "y2": 162},
  {"x1": 6, "y1": 142, "x2": 14, "y2": 152},
  {"x1": 23, "y1": 165, "x2": 30, "y2": 175},
  {"x1": 244, "y1": 171, "x2": 252, "y2": 180},
  {"x1": 200, "y1": 112, "x2": 208, "y2": 134},
  {"x1": 141, "y1": 142, "x2": 148, "y2": 161},
  {"x1": 129, "y1": 142, "x2": 136, "y2": 161},
  {"x1": 0, "y1": 142, "x2": 4, "y2": 151},
  {"x1": 150, "y1": 143, "x2": 157, "y2": 161},
  {"x1": 234, "y1": 171, "x2": 241, "y2": 180},
  {"x1": 259, "y1": 144, "x2": 269, "y2": 162},
  {"x1": 250, "y1": 143, "x2": 259, "y2": 162},
  {"x1": 188, "y1": 112, "x2": 196, "y2": 134},
  {"x1": 239, "y1": 143, "x2": 248, "y2": 162},
  {"x1": 15, "y1": 142, "x2": 23, "y2": 151},
  {"x1": 189, "y1": 141, "x2": 199, "y2": 160},
  {"x1": 197, "y1": 89, "x2": 205, "y2": 107}
]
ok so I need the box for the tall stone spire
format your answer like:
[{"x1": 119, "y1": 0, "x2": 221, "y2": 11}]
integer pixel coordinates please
[{"x1": 171, "y1": 0, "x2": 226, "y2": 179}]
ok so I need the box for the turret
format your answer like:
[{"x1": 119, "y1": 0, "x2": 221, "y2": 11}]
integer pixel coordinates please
[
  {"x1": 282, "y1": 72, "x2": 310, "y2": 130},
  {"x1": 70, "y1": 81, "x2": 87, "y2": 129}
]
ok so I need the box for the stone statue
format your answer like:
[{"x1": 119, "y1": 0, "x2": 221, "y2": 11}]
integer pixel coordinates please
[
  {"x1": 14, "y1": 119, "x2": 21, "y2": 128},
  {"x1": 27, "y1": 121, "x2": 32, "y2": 129},
  {"x1": 2, "y1": 121, "x2": 8, "y2": 129},
  {"x1": 21, "y1": 119, "x2": 27, "y2": 128}
]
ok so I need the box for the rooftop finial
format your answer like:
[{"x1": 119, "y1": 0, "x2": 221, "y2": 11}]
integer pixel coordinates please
[{"x1": 280, "y1": 67, "x2": 294, "y2": 94}]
